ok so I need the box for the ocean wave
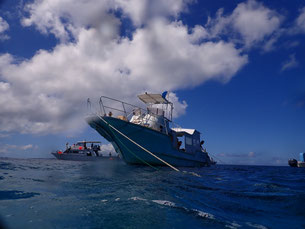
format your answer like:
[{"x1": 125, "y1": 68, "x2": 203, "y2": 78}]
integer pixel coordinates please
[
  {"x1": 151, "y1": 198, "x2": 215, "y2": 220},
  {"x1": 224, "y1": 221, "x2": 242, "y2": 229},
  {"x1": 192, "y1": 209, "x2": 215, "y2": 220},
  {"x1": 151, "y1": 200, "x2": 176, "y2": 207},
  {"x1": 1, "y1": 159, "x2": 303, "y2": 228},
  {"x1": 128, "y1": 196, "x2": 147, "y2": 201},
  {"x1": 0, "y1": 162, "x2": 17, "y2": 171},
  {"x1": 130, "y1": 196, "x2": 215, "y2": 220},
  {"x1": 246, "y1": 222, "x2": 268, "y2": 229},
  {"x1": 182, "y1": 171, "x2": 202, "y2": 177},
  {"x1": 0, "y1": 190, "x2": 40, "y2": 200},
  {"x1": 129, "y1": 196, "x2": 270, "y2": 228}
]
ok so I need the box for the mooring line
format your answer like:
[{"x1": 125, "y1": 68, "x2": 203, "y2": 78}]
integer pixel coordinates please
[
  {"x1": 208, "y1": 152, "x2": 226, "y2": 165},
  {"x1": 97, "y1": 114, "x2": 180, "y2": 172},
  {"x1": 107, "y1": 123, "x2": 159, "y2": 170}
]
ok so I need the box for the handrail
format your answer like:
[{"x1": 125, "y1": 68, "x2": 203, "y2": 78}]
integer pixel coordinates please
[
  {"x1": 89, "y1": 96, "x2": 174, "y2": 135},
  {"x1": 99, "y1": 97, "x2": 106, "y2": 114},
  {"x1": 98, "y1": 95, "x2": 173, "y2": 121},
  {"x1": 99, "y1": 96, "x2": 147, "y2": 117},
  {"x1": 103, "y1": 105, "x2": 126, "y2": 113},
  {"x1": 100, "y1": 96, "x2": 144, "y2": 110}
]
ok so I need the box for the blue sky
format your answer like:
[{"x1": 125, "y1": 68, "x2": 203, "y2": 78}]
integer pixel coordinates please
[{"x1": 0, "y1": 0, "x2": 304, "y2": 165}]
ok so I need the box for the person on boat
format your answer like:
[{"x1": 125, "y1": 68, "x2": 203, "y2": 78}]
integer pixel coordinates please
[
  {"x1": 200, "y1": 140, "x2": 204, "y2": 149},
  {"x1": 178, "y1": 141, "x2": 182, "y2": 149},
  {"x1": 87, "y1": 150, "x2": 92, "y2": 156},
  {"x1": 92, "y1": 144, "x2": 99, "y2": 156},
  {"x1": 64, "y1": 142, "x2": 71, "y2": 153}
]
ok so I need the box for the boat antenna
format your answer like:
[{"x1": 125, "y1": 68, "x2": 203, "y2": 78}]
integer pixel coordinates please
[{"x1": 87, "y1": 98, "x2": 91, "y2": 113}]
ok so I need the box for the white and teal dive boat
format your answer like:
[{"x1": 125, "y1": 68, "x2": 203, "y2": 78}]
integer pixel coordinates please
[{"x1": 86, "y1": 93, "x2": 214, "y2": 168}]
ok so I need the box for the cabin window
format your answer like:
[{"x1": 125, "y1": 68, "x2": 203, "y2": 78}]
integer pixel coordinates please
[
  {"x1": 193, "y1": 139, "x2": 199, "y2": 146},
  {"x1": 185, "y1": 136, "x2": 192, "y2": 146}
]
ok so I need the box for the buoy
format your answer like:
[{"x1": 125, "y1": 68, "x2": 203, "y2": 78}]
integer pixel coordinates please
[{"x1": 58, "y1": 151, "x2": 62, "y2": 154}]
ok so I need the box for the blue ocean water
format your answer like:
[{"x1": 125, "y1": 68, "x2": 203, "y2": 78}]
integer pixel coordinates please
[{"x1": 0, "y1": 158, "x2": 305, "y2": 229}]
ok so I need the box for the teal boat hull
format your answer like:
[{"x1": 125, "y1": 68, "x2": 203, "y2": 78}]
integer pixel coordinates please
[{"x1": 86, "y1": 115, "x2": 211, "y2": 167}]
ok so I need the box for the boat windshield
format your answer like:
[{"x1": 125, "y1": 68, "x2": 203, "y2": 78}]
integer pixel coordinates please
[{"x1": 76, "y1": 142, "x2": 85, "y2": 147}]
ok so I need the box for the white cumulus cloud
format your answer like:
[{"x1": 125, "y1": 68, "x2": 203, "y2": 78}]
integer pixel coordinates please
[
  {"x1": 115, "y1": 0, "x2": 193, "y2": 26},
  {"x1": 0, "y1": 0, "x2": 249, "y2": 135},
  {"x1": 21, "y1": 0, "x2": 119, "y2": 42},
  {"x1": 281, "y1": 54, "x2": 298, "y2": 72},
  {"x1": 0, "y1": 16, "x2": 9, "y2": 40},
  {"x1": 295, "y1": 7, "x2": 305, "y2": 33},
  {"x1": 100, "y1": 143, "x2": 115, "y2": 152},
  {"x1": 207, "y1": 0, "x2": 282, "y2": 49},
  {"x1": 21, "y1": 0, "x2": 193, "y2": 42},
  {"x1": 0, "y1": 143, "x2": 36, "y2": 153},
  {"x1": 21, "y1": 144, "x2": 35, "y2": 150}
]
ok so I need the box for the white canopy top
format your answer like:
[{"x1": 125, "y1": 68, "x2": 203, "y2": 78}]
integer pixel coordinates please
[
  {"x1": 138, "y1": 93, "x2": 170, "y2": 104},
  {"x1": 171, "y1": 128, "x2": 198, "y2": 135}
]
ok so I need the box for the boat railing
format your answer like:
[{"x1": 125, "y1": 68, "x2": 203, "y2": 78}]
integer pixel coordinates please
[
  {"x1": 87, "y1": 96, "x2": 176, "y2": 135},
  {"x1": 87, "y1": 96, "x2": 146, "y2": 119},
  {"x1": 170, "y1": 121, "x2": 182, "y2": 130}
]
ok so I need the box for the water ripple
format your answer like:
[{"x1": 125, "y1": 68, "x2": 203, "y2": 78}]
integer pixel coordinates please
[{"x1": 0, "y1": 190, "x2": 40, "y2": 200}]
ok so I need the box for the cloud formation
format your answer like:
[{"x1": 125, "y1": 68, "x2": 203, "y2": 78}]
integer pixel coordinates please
[
  {"x1": 0, "y1": 143, "x2": 36, "y2": 153},
  {"x1": 115, "y1": 0, "x2": 193, "y2": 26},
  {"x1": 3, "y1": 0, "x2": 292, "y2": 135},
  {"x1": 217, "y1": 151, "x2": 273, "y2": 165},
  {"x1": 296, "y1": 7, "x2": 305, "y2": 33},
  {"x1": 281, "y1": 54, "x2": 298, "y2": 72},
  {"x1": 99, "y1": 143, "x2": 116, "y2": 156},
  {"x1": 0, "y1": 16, "x2": 9, "y2": 40},
  {"x1": 0, "y1": 17, "x2": 248, "y2": 134},
  {"x1": 21, "y1": 0, "x2": 192, "y2": 42},
  {"x1": 22, "y1": 0, "x2": 119, "y2": 42},
  {"x1": 207, "y1": 0, "x2": 282, "y2": 49}
]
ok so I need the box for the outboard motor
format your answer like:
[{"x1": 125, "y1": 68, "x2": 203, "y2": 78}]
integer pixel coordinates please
[{"x1": 288, "y1": 159, "x2": 298, "y2": 167}]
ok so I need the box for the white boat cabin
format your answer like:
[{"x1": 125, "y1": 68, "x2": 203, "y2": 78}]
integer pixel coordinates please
[
  {"x1": 171, "y1": 128, "x2": 202, "y2": 153},
  {"x1": 130, "y1": 93, "x2": 172, "y2": 134}
]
